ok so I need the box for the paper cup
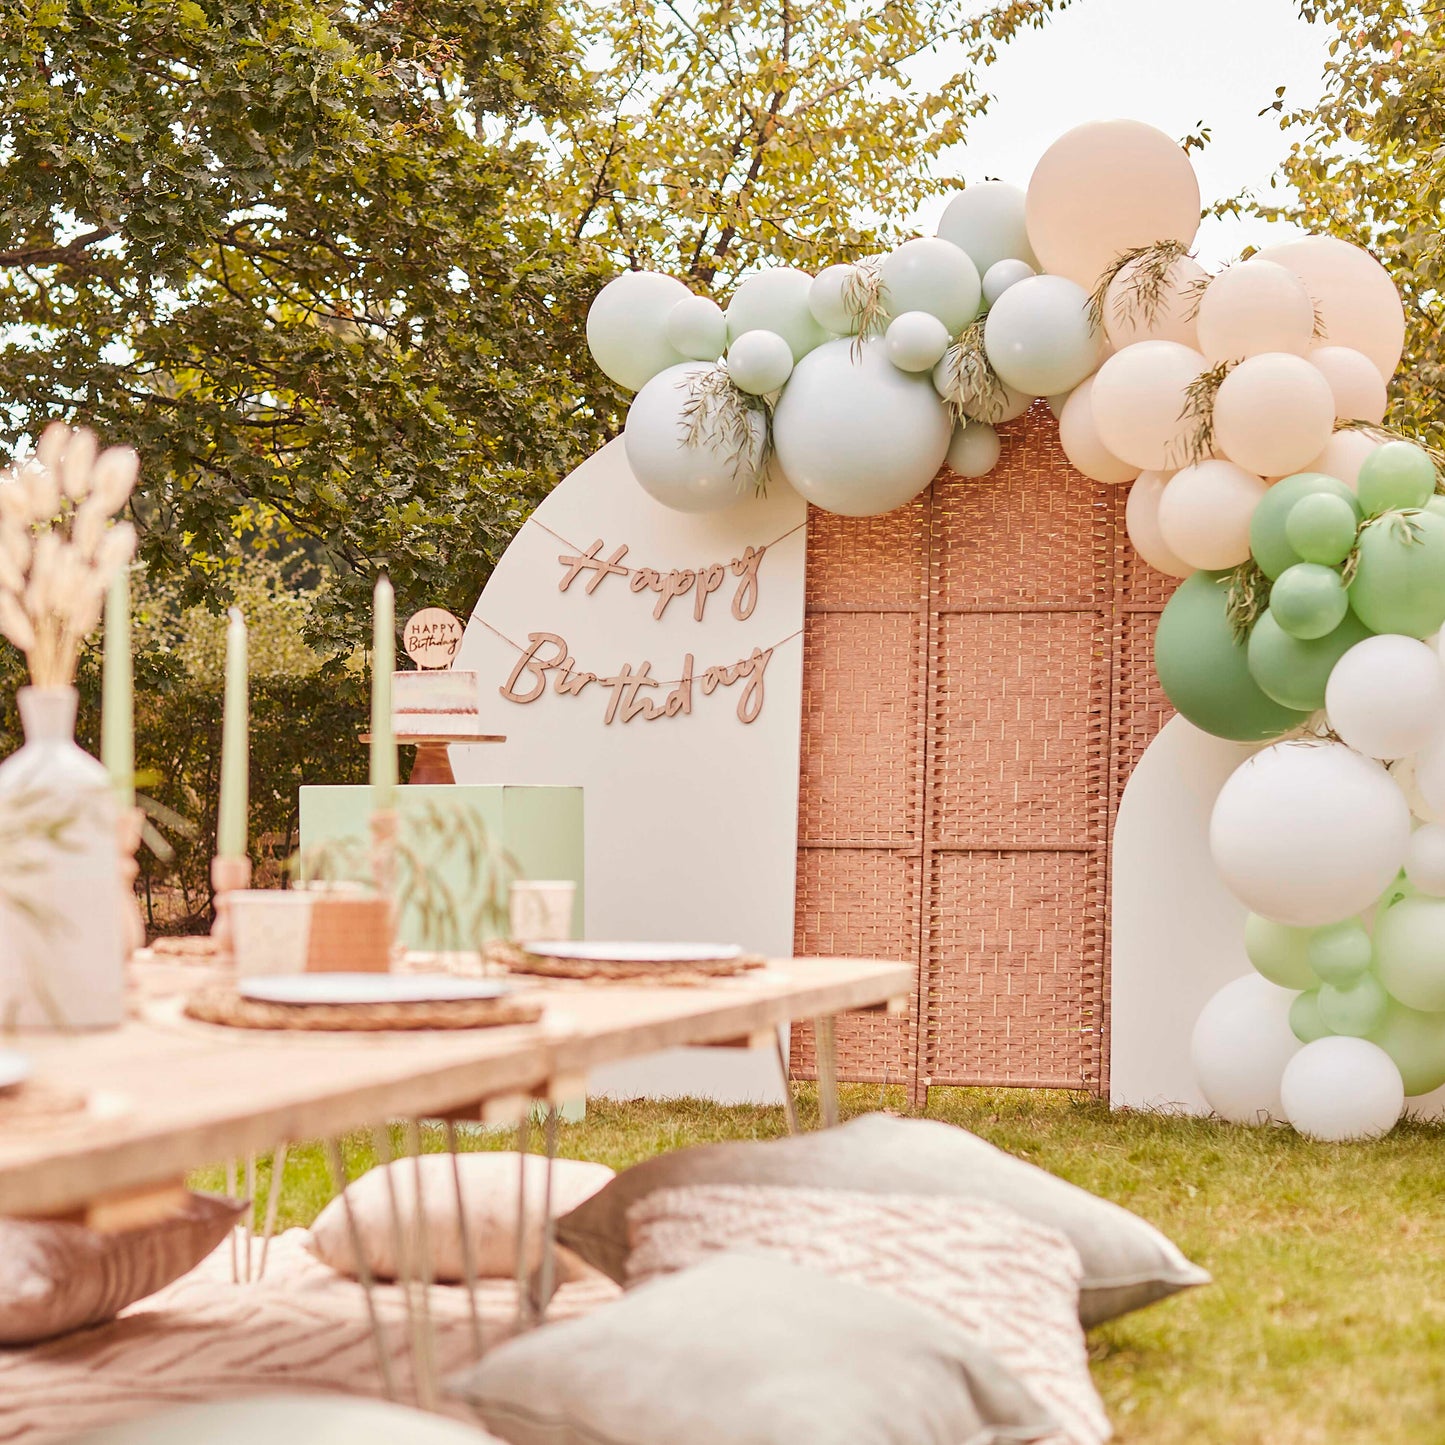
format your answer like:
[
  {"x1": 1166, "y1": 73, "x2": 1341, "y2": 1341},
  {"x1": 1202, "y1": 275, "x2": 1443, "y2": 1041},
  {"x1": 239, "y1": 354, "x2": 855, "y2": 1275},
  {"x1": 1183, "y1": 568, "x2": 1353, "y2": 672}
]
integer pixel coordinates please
[
  {"x1": 509, "y1": 880, "x2": 576, "y2": 943},
  {"x1": 228, "y1": 891, "x2": 314, "y2": 976}
]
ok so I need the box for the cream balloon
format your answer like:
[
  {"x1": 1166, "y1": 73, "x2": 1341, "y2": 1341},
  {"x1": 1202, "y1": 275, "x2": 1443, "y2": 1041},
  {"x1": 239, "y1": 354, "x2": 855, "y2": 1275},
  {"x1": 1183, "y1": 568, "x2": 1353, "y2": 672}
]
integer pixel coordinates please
[
  {"x1": 1156, "y1": 459, "x2": 1268, "y2": 571},
  {"x1": 1212, "y1": 353, "x2": 1336, "y2": 478},
  {"x1": 945, "y1": 421, "x2": 1002, "y2": 479},
  {"x1": 936, "y1": 180, "x2": 1037, "y2": 274},
  {"x1": 1057, "y1": 376, "x2": 1139, "y2": 485},
  {"x1": 1190, "y1": 973, "x2": 1301, "y2": 1125},
  {"x1": 1280, "y1": 1037, "x2": 1404, "y2": 1141},
  {"x1": 1309, "y1": 345, "x2": 1388, "y2": 425},
  {"x1": 1196, "y1": 259, "x2": 1314, "y2": 362},
  {"x1": 1090, "y1": 340, "x2": 1206, "y2": 471},
  {"x1": 1025, "y1": 120, "x2": 1202, "y2": 290},
  {"x1": 1393, "y1": 754, "x2": 1445, "y2": 824},
  {"x1": 1308, "y1": 428, "x2": 1381, "y2": 491},
  {"x1": 1256, "y1": 235, "x2": 1405, "y2": 381},
  {"x1": 586, "y1": 271, "x2": 692, "y2": 391},
  {"x1": 1125, "y1": 470, "x2": 1193, "y2": 578},
  {"x1": 1101, "y1": 252, "x2": 1207, "y2": 350},
  {"x1": 1325, "y1": 635, "x2": 1445, "y2": 760},
  {"x1": 1406, "y1": 823, "x2": 1445, "y2": 897},
  {"x1": 1414, "y1": 726, "x2": 1445, "y2": 820}
]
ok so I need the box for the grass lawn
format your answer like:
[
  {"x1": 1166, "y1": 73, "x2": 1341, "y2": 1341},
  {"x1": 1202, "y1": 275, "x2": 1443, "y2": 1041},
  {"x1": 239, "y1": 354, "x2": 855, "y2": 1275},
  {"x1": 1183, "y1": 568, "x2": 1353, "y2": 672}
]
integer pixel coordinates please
[{"x1": 197, "y1": 1084, "x2": 1445, "y2": 1445}]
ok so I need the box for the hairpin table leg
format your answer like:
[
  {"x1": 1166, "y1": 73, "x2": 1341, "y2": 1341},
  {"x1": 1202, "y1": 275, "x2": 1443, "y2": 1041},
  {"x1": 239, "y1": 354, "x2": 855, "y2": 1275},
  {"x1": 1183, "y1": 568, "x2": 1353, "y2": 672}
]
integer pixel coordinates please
[
  {"x1": 774, "y1": 1028, "x2": 800, "y2": 1136},
  {"x1": 446, "y1": 1120, "x2": 484, "y2": 1358},
  {"x1": 257, "y1": 1142, "x2": 287, "y2": 1280},
  {"x1": 534, "y1": 1106, "x2": 560, "y2": 1325},
  {"x1": 513, "y1": 1111, "x2": 532, "y2": 1332},
  {"x1": 816, "y1": 1015, "x2": 840, "y2": 1130}
]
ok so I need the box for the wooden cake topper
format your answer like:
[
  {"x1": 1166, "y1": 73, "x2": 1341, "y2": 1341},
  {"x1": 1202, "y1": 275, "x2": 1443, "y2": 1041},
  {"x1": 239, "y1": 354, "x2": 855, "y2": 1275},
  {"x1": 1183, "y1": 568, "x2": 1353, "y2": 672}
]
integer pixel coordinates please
[{"x1": 402, "y1": 608, "x2": 464, "y2": 670}]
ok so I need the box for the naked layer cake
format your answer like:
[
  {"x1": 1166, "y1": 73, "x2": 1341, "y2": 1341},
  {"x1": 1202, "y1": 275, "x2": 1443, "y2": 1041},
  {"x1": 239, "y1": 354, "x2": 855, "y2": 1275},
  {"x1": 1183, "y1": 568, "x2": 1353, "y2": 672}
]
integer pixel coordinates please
[{"x1": 393, "y1": 668, "x2": 483, "y2": 738}]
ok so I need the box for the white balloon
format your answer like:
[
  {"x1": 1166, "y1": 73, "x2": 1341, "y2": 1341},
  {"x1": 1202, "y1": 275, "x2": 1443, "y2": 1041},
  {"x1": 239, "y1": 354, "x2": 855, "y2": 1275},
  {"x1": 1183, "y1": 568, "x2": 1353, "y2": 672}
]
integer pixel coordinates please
[
  {"x1": 726, "y1": 329, "x2": 794, "y2": 395},
  {"x1": 936, "y1": 180, "x2": 1037, "y2": 275},
  {"x1": 982, "y1": 258, "x2": 1036, "y2": 307},
  {"x1": 1057, "y1": 376, "x2": 1138, "y2": 485},
  {"x1": 1210, "y1": 740, "x2": 1411, "y2": 927},
  {"x1": 983, "y1": 275, "x2": 1100, "y2": 397},
  {"x1": 1280, "y1": 1036, "x2": 1404, "y2": 1141},
  {"x1": 885, "y1": 311, "x2": 951, "y2": 374},
  {"x1": 931, "y1": 354, "x2": 1031, "y2": 425},
  {"x1": 665, "y1": 294, "x2": 727, "y2": 362},
  {"x1": 809, "y1": 264, "x2": 862, "y2": 335},
  {"x1": 945, "y1": 421, "x2": 1001, "y2": 479},
  {"x1": 1125, "y1": 470, "x2": 1194, "y2": 578},
  {"x1": 772, "y1": 338, "x2": 951, "y2": 516},
  {"x1": 1213, "y1": 353, "x2": 1337, "y2": 479},
  {"x1": 1309, "y1": 345, "x2": 1388, "y2": 425},
  {"x1": 880, "y1": 238, "x2": 981, "y2": 336},
  {"x1": 1196, "y1": 259, "x2": 1315, "y2": 363},
  {"x1": 1156, "y1": 459, "x2": 1268, "y2": 570},
  {"x1": 1393, "y1": 754, "x2": 1445, "y2": 824},
  {"x1": 726, "y1": 268, "x2": 828, "y2": 361},
  {"x1": 1415, "y1": 726, "x2": 1445, "y2": 819},
  {"x1": 1406, "y1": 823, "x2": 1445, "y2": 896},
  {"x1": 1090, "y1": 341, "x2": 1207, "y2": 471},
  {"x1": 623, "y1": 362, "x2": 765, "y2": 513},
  {"x1": 1102, "y1": 252, "x2": 1207, "y2": 350},
  {"x1": 1307, "y1": 428, "x2": 1381, "y2": 492},
  {"x1": 1045, "y1": 392, "x2": 1070, "y2": 419},
  {"x1": 587, "y1": 271, "x2": 692, "y2": 391},
  {"x1": 1325, "y1": 636, "x2": 1445, "y2": 760},
  {"x1": 1191, "y1": 973, "x2": 1301, "y2": 1124}
]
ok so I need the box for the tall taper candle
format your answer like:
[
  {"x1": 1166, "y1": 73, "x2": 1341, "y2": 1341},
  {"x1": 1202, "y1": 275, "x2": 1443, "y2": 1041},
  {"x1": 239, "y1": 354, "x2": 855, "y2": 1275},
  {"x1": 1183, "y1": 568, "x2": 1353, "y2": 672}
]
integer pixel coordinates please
[
  {"x1": 216, "y1": 607, "x2": 249, "y2": 860},
  {"x1": 101, "y1": 568, "x2": 134, "y2": 807},
  {"x1": 370, "y1": 574, "x2": 397, "y2": 808}
]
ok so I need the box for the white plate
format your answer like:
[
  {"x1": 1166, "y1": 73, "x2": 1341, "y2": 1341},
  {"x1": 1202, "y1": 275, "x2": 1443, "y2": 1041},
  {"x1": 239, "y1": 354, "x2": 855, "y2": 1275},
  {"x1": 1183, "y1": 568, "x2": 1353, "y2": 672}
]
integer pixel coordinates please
[
  {"x1": 0, "y1": 1049, "x2": 32, "y2": 1091},
  {"x1": 238, "y1": 973, "x2": 515, "y2": 1006},
  {"x1": 521, "y1": 941, "x2": 744, "y2": 965}
]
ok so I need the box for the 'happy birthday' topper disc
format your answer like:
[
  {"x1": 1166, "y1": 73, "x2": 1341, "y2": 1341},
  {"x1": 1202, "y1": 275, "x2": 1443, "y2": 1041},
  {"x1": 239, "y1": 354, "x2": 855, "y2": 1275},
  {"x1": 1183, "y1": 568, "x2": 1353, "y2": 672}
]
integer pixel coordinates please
[{"x1": 402, "y1": 608, "x2": 464, "y2": 670}]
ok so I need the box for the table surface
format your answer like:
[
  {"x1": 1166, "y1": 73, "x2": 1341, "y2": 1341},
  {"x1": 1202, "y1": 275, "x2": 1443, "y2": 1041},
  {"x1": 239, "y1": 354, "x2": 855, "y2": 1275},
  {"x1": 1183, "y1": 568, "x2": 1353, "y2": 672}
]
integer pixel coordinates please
[{"x1": 0, "y1": 956, "x2": 911, "y2": 1218}]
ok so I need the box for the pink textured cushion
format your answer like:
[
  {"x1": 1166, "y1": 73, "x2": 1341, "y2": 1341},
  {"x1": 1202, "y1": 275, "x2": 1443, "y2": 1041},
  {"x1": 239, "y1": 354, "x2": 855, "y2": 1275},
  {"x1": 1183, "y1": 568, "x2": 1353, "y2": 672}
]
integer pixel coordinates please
[{"x1": 627, "y1": 1184, "x2": 1111, "y2": 1445}]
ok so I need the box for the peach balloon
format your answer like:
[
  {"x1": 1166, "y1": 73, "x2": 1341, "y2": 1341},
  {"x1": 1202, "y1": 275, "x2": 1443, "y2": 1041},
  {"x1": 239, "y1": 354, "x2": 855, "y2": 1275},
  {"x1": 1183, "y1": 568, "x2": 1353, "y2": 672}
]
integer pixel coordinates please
[
  {"x1": 1102, "y1": 252, "x2": 1207, "y2": 350},
  {"x1": 1090, "y1": 340, "x2": 1207, "y2": 472},
  {"x1": 1058, "y1": 376, "x2": 1140, "y2": 485},
  {"x1": 1156, "y1": 459, "x2": 1269, "y2": 571},
  {"x1": 1308, "y1": 428, "x2": 1382, "y2": 492},
  {"x1": 1309, "y1": 345, "x2": 1388, "y2": 425},
  {"x1": 1125, "y1": 470, "x2": 1194, "y2": 579},
  {"x1": 1195, "y1": 259, "x2": 1314, "y2": 363},
  {"x1": 1255, "y1": 235, "x2": 1405, "y2": 381},
  {"x1": 1213, "y1": 352, "x2": 1337, "y2": 479},
  {"x1": 1025, "y1": 120, "x2": 1202, "y2": 290}
]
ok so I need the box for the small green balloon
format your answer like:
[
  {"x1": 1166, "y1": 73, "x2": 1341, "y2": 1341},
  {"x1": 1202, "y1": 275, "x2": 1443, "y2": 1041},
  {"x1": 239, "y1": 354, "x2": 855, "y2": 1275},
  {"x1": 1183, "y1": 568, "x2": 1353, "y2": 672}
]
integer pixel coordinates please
[
  {"x1": 1369, "y1": 1000, "x2": 1445, "y2": 1096},
  {"x1": 1290, "y1": 988, "x2": 1331, "y2": 1044},
  {"x1": 1285, "y1": 492, "x2": 1358, "y2": 566},
  {"x1": 1246, "y1": 607, "x2": 1373, "y2": 712},
  {"x1": 1319, "y1": 973, "x2": 1391, "y2": 1037},
  {"x1": 1374, "y1": 894, "x2": 1445, "y2": 1012},
  {"x1": 1426, "y1": 495, "x2": 1445, "y2": 521},
  {"x1": 1348, "y1": 508, "x2": 1445, "y2": 637},
  {"x1": 1357, "y1": 440, "x2": 1436, "y2": 516},
  {"x1": 1250, "y1": 472, "x2": 1362, "y2": 580},
  {"x1": 1244, "y1": 914, "x2": 1318, "y2": 989},
  {"x1": 1268, "y1": 563, "x2": 1349, "y2": 640},
  {"x1": 1307, "y1": 920, "x2": 1374, "y2": 986},
  {"x1": 1153, "y1": 572, "x2": 1311, "y2": 742}
]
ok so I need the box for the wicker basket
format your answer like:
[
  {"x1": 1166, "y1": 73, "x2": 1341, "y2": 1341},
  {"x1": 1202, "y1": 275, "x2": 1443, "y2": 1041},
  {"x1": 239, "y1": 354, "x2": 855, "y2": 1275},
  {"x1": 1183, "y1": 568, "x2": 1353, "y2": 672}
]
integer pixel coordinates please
[{"x1": 305, "y1": 894, "x2": 392, "y2": 973}]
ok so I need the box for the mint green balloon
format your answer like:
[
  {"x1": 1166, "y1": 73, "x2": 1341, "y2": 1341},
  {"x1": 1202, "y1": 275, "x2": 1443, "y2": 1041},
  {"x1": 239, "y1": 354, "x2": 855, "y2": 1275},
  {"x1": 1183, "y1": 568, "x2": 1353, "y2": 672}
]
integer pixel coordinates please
[
  {"x1": 1269, "y1": 563, "x2": 1349, "y2": 640},
  {"x1": 1348, "y1": 508, "x2": 1445, "y2": 637},
  {"x1": 1250, "y1": 472, "x2": 1362, "y2": 580},
  {"x1": 1426, "y1": 495, "x2": 1445, "y2": 522},
  {"x1": 1246, "y1": 607, "x2": 1372, "y2": 712},
  {"x1": 1369, "y1": 1000, "x2": 1445, "y2": 1096},
  {"x1": 1290, "y1": 989, "x2": 1331, "y2": 1044},
  {"x1": 1357, "y1": 440, "x2": 1436, "y2": 516},
  {"x1": 1319, "y1": 973, "x2": 1390, "y2": 1037},
  {"x1": 1244, "y1": 914, "x2": 1317, "y2": 989},
  {"x1": 1285, "y1": 492, "x2": 1358, "y2": 566},
  {"x1": 1153, "y1": 572, "x2": 1311, "y2": 742},
  {"x1": 1307, "y1": 920, "x2": 1373, "y2": 986},
  {"x1": 1374, "y1": 894, "x2": 1445, "y2": 1011}
]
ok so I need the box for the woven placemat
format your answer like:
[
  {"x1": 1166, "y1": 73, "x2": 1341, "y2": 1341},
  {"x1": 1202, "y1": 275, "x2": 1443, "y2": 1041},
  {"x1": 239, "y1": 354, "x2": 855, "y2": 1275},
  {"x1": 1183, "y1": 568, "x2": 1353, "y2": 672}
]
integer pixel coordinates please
[
  {"x1": 182, "y1": 985, "x2": 544, "y2": 1032},
  {"x1": 486, "y1": 940, "x2": 767, "y2": 985},
  {"x1": 150, "y1": 935, "x2": 221, "y2": 960},
  {"x1": 0, "y1": 1080, "x2": 89, "y2": 1130}
]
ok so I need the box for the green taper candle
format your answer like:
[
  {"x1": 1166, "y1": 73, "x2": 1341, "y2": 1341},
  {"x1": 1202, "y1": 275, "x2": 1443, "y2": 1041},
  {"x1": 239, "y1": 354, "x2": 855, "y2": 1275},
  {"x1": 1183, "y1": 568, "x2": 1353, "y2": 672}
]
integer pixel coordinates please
[
  {"x1": 370, "y1": 574, "x2": 397, "y2": 808},
  {"x1": 216, "y1": 606, "x2": 249, "y2": 859},
  {"x1": 101, "y1": 568, "x2": 133, "y2": 807}
]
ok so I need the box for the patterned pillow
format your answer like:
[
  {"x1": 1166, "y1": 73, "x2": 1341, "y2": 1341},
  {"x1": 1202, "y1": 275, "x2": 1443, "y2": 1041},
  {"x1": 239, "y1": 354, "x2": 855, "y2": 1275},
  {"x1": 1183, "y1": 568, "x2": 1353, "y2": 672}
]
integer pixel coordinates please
[
  {"x1": 627, "y1": 1184, "x2": 1111, "y2": 1445},
  {"x1": 0, "y1": 1192, "x2": 244, "y2": 1345}
]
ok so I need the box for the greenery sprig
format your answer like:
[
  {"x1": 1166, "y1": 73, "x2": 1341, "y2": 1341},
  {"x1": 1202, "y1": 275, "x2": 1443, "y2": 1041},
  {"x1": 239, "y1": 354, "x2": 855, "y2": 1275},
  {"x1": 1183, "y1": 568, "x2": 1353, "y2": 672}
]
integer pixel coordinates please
[
  {"x1": 1224, "y1": 559, "x2": 1272, "y2": 644},
  {"x1": 1087, "y1": 239, "x2": 1192, "y2": 337},
  {"x1": 934, "y1": 319, "x2": 1011, "y2": 425},
  {"x1": 679, "y1": 364, "x2": 774, "y2": 496},
  {"x1": 843, "y1": 259, "x2": 888, "y2": 359},
  {"x1": 1176, "y1": 359, "x2": 1239, "y2": 469},
  {"x1": 1335, "y1": 419, "x2": 1445, "y2": 492}
]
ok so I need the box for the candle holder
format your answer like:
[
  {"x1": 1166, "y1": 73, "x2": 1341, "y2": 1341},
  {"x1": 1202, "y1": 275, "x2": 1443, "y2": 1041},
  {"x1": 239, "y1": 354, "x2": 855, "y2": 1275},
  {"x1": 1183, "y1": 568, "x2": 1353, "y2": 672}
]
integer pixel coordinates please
[
  {"x1": 210, "y1": 854, "x2": 253, "y2": 957},
  {"x1": 116, "y1": 805, "x2": 146, "y2": 958}
]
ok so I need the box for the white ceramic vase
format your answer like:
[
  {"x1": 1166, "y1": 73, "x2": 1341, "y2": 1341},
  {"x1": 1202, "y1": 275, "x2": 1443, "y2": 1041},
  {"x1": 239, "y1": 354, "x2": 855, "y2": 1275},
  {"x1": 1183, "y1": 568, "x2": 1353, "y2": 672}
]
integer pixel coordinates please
[{"x1": 0, "y1": 686, "x2": 125, "y2": 1028}]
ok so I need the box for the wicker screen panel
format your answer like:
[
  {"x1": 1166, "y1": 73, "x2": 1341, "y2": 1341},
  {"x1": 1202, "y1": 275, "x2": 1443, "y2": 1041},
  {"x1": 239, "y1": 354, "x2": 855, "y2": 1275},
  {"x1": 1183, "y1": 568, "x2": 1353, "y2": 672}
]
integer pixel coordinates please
[{"x1": 804, "y1": 496, "x2": 930, "y2": 610}]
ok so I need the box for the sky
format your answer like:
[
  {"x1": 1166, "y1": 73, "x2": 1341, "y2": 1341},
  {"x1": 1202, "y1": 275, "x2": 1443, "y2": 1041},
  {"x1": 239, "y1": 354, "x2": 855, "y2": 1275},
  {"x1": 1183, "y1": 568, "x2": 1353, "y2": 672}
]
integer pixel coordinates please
[{"x1": 910, "y1": 0, "x2": 1338, "y2": 265}]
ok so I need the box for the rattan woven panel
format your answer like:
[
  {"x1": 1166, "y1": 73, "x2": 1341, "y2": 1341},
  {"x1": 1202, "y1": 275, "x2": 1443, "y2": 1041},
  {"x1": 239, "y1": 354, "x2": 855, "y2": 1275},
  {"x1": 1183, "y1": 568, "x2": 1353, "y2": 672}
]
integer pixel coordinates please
[{"x1": 803, "y1": 497, "x2": 930, "y2": 610}]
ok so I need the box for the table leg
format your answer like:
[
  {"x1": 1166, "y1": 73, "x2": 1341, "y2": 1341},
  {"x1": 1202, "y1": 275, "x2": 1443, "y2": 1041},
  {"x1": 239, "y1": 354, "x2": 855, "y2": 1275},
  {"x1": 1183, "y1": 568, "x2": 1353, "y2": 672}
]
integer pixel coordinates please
[
  {"x1": 534, "y1": 1106, "x2": 560, "y2": 1325},
  {"x1": 446, "y1": 1120, "x2": 484, "y2": 1358},
  {"x1": 404, "y1": 1120, "x2": 439, "y2": 1412},
  {"x1": 816, "y1": 1015, "x2": 840, "y2": 1130},
  {"x1": 244, "y1": 1152, "x2": 256, "y2": 1283},
  {"x1": 774, "y1": 1028, "x2": 800, "y2": 1136},
  {"x1": 513, "y1": 1111, "x2": 532, "y2": 1332},
  {"x1": 225, "y1": 1158, "x2": 239, "y2": 1284},
  {"x1": 257, "y1": 1142, "x2": 288, "y2": 1280},
  {"x1": 372, "y1": 1124, "x2": 425, "y2": 1408}
]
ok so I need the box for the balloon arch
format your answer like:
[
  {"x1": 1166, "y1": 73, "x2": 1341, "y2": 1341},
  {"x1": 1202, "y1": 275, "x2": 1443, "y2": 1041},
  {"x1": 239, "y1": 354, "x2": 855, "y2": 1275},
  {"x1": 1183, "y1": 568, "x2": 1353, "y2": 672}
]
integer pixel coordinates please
[{"x1": 585, "y1": 118, "x2": 1445, "y2": 1143}]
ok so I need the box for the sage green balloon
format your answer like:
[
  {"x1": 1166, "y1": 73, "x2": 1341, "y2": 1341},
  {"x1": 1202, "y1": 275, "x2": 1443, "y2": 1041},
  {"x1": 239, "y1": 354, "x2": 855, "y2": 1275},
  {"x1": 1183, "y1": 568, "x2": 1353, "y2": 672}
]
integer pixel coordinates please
[
  {"x1": 1373, "y1": 893, "x2": 1445, "y2": 1011},
  {"x1": 1246, "y1": 607, "x2": 1372, "y2": 712},
  {"x1": 1347, "y1": 508, "x2": 1445, "y2": 637},
  {"x1": 1307, "y1": 920, "x2": 1373, "y2": 986},
  {"x1": 1268, "y1": 562, "x2": 1349, "y2": 640},
  {"x1": 1368, "y1": 1000, "x2": 1445, "y2": 1096},
  {"x1": 1357, "y1": 439, "x2": 1436, "y2": 516},
  {"x1": 1285, "y1": 492, "x2": 1358, "y2": 566},
  {"x1": 1290, "y1": 989, "x2": 1331, "y2": 1044},
  {"x1": 1319, "y1": 973, "x2": 1391, "y2": 1037},
  {"x1": 1153, "y1": 572, "x2": 1311, "y2": 742},
  {"x1": 1249, "y1": 472, "x2": 1362, "y2": 580},
  {"x1": 1426, "y1": 494, "x2": 1445, "y2": 522},
  {"x1": 1244, "y1": 914, "x2": 1317, "y2": 989}
]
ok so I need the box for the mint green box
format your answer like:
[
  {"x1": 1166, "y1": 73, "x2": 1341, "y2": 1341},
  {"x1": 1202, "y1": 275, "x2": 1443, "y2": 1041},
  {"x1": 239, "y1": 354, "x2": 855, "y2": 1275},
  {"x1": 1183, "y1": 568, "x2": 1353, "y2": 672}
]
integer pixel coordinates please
[{"x1": 298, "y1": 785, "x2": 584, "y2": 951}]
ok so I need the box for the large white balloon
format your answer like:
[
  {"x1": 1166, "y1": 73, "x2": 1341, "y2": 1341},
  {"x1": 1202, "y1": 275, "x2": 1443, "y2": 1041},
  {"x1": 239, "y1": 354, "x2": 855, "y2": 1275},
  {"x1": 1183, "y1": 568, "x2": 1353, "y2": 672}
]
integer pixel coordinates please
[
  {"x1": 1191, "y1": 973, "x2": 1301, "y2": 1125},
  {"x1": 1101, "y1": 251, "x2": 1207, "y2": 350},
  {"x1": 665, "y1": 294, "x2": 727, "y2": 362},
  {"x1": 1210, "y1": 740, "x2": 1411, "y2": 927},
  {"x1": 1125, "y1": 470, "x2": 1194, "y2": 578},
  {"x1": 1212, "y1": 353, "x2": 1336, "y2": 478},
  {"x1": 1256, "y1": 235, "x2": 1405, "y2": 382},
  {"x1": 623, "y1": 363, "x2": 765, "y2": 513},
  {"x1": 1405, "y1": 822, "x2": 1445, "y2": 897},
  {"x1": 1280, "y1": 1037, "x2": 1404, "y2": 1141},
  {"x1": 983, "y1": 275, "x2": 1100, "y2": 397},
  {"x1": 772, "y1": 338, "x2": 951, "y2": 515},
  {"x1": 726, "y1": 269, "x2": 828, "y2": 361},
  {"x1": 587, "y1": 271, "x2": 692, "y2": 391},
  {"x1": 1195, "y1": 259, "x2": 1315, "y2": 363},
  {"x1": 1156, "y1": 459, "x2": 1267, "y2": 571},
  {"x1": 1414, "y1": 726, "x2": 1445, "y2": 819},
  {"x1": 1309, "y1": 345, "x2": 1388, "y2": 425},
  {"x1": 945, "y1": 421, "x2": 1002, "y2": 479},
  {"x1": 1090, "y1": 341, "x2": 1206, "y2": 471},
  {"x1": 1025, "y1": 120, "x2": 1201, "y2": 290},
  {"x1": 880, "y1": 239, "x2": 981, "y2": 336},
  {"x1": 1308, "y1": 428, "x2": 1381, "y2": 492},
  {"x1": 936, "y1": 180, "x2": 1037, "y2": 275},
  {"x1": 1057, "y1": 376, "x2": 1138, "y2": 485},
  {"x1": 1325, "y1": 635, "x2": 1445, "y2": 760}
]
